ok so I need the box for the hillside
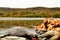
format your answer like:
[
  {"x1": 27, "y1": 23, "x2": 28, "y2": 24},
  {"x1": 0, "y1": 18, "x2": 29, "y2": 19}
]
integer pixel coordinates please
[{"x1": 0, "y1": 7, "x2": 60, "y2": 18}]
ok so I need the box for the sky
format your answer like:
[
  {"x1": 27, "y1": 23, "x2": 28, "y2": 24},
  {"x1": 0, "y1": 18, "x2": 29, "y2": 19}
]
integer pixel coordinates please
[{"x1": 0, "y1": 0, "x2": 60, "y2": 8}]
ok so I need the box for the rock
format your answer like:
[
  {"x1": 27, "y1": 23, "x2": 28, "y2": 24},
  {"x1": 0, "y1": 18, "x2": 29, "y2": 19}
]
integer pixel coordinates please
[{"x1": 1, "y1": 36, "x2": 26, "y2": 40}]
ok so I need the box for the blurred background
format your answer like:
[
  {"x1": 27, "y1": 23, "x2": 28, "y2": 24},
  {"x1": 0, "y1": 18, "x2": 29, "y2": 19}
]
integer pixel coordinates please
[{"x1": 0, "y1": 7, "x2": 60, "y2": 28}]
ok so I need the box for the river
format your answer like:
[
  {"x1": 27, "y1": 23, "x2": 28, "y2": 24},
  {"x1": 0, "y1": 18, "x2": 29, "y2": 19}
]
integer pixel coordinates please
[{"x1": 0, "y1": 17, "x2": 60, "y2": 20}]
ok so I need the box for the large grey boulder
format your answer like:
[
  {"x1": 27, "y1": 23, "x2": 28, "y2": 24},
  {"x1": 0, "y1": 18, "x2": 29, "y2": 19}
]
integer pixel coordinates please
[{"x1": 0, "y1": 27, "x2": 37, "y2": 39}]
